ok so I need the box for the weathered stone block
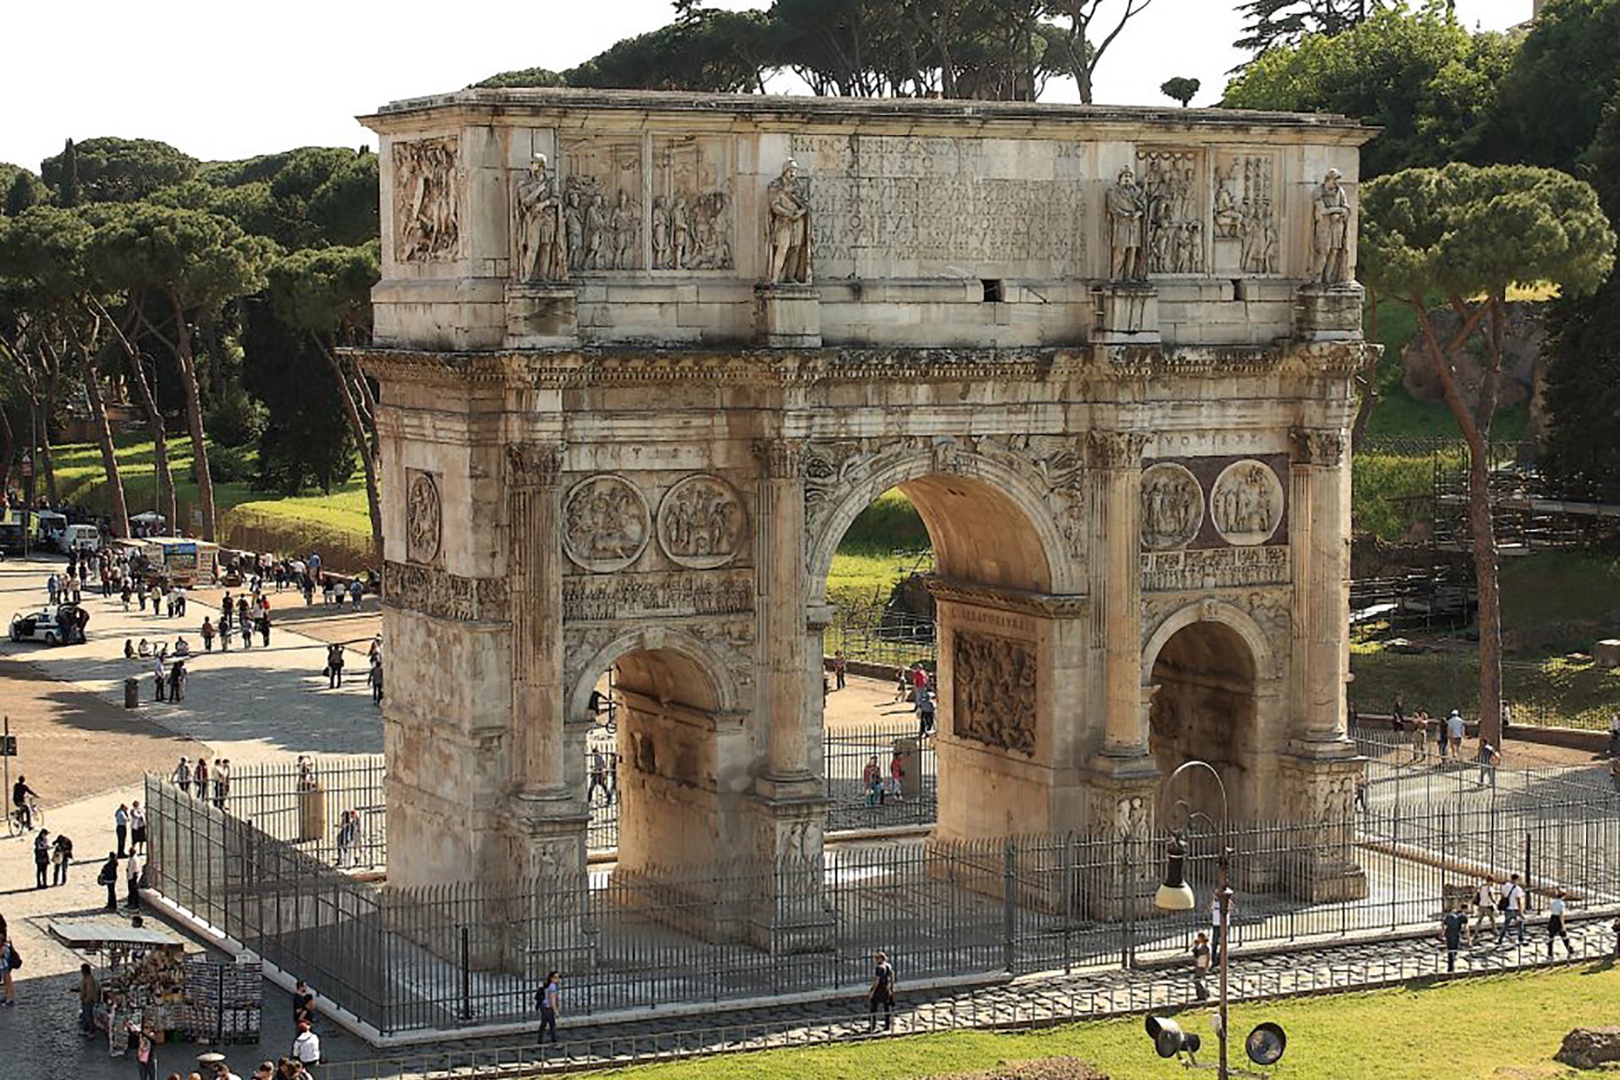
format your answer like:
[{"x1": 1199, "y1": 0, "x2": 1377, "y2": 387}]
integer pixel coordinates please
[
  {"x1": 1093, "y1": 284, "x2": 1158, "y2": 343},
  {"x1": 1295, "y1": 283, "x2": 1365, "y2": 341},
  {"x1": 754, "y1": 283, "x2": 822, "y2": 347},
  {"x1": 504, "y1": 282, "x2": 579, "y2": 347}
]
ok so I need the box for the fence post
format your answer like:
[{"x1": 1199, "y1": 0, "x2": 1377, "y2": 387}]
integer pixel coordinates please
[
  {"x1": 460, "y1": 924, "x2": 472, "y2": 1023},
  {"x1": 1002, "y1": 838, "x2": 1017, "y2": 973}
]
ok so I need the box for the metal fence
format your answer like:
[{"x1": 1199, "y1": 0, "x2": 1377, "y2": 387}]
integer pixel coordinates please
[
  {"x1": 583, "y1": 725, "x2": 939, "y2": 852},
  {"x1": 145, "y1": 768, "x2": 1620, "y2": 1038}
]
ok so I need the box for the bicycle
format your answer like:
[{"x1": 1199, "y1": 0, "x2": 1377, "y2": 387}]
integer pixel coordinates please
[{"x1": 7, "y1": 798, "x2": 43, "y2": 837}]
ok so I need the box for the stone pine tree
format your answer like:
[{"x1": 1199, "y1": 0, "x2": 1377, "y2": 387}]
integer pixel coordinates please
[
  {"x1": 1361, "y1": 164, "x2": 1615, "y2": 750},
  {"x1": 1233, "y1": 0, "x2": 1384, "y2": 57},
  {"x1": 1160, "y1": 76, "x2": 1200, "y2": 106}
]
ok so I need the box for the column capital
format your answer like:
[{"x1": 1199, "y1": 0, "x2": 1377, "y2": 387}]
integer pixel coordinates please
[
  {"x1": 506, "y1": 441, "x2": 565, "y2": 489},
  {"x1": 1084, "y1": 430, "x2": 1149, "y2": 470},
  {"x1": 752, "y1": 437, "x2": 806, "y2": 480},
  {"x1": 1289, "y1": 427, "x2": 1346, "y2": 468}
]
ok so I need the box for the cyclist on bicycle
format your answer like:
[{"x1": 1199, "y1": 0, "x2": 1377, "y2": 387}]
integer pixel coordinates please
[{"x1": 12, "y1": 776, "x2": 38, "y2": 830}]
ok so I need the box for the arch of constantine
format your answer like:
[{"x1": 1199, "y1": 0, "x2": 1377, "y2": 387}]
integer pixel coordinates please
[{"x1": 359, "y1": 89, "x2": 1376, "y2": 928}]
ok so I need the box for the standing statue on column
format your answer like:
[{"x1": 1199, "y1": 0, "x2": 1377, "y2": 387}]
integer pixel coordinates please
[
  {"x1": 1311, "y1": 168, "x2": 1353, "y2": 284},
  {"x1": 766, "y1": 159, "x2": 812, "y2": 285},
  {"x1": 1107, "y1": 167, "x2": 1148, "y2": 280},
  {"x1": 515, "y1": 154, "x2": 566, "y2": 282}
]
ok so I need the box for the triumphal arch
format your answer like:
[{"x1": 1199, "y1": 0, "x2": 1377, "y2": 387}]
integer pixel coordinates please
[{"x1": 360, "y1": 89, "x2": 1374, "y2": 913}]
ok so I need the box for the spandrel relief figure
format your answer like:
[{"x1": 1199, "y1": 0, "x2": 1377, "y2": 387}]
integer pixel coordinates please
[
  {"x1": 514, "y1": 154, "x2": 567, "y2": 282},
  {"x1": 1311, "y1": 168, "x2": 1353, "y2": 284},
  {"x1": 766, "y1": 159, "x2": 813, "y2": 285},
  {"x1": 1107, "y1": 167, "x2": 1147, "y2": 280}
]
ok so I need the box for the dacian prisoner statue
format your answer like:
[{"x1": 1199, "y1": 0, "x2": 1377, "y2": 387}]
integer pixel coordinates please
[
  {"x1": 1310, "y1": 168, "x2": 1353, "y2": 285},
  {"x1": 766, "y1": 159, "x2": 812, "y2": 284},
  {"x1": 515, "y1": 154, "x2": 567, "y2": 282}
]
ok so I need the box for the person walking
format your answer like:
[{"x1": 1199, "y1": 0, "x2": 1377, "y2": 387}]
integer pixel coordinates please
[
  {"x1": 1496, "y1": 873, "x2": 1528, "y2": 947},
  {"x1": 126, "y1": 852, "x2": 142, "y2": 911},
  {"x1": 1446, "y1": 710, "x2": 1466, "y2": 763},
  {"x1": 33, "y1": 829, "x2": 50, "y2": 889},
  {"x1": 115, "y1": 803, "x2": 129, "y2": 858},
  {"x1": 863, "y1": 755, "x2": 883, "y2": 807},
  {"x1": 1548, "y1": 889, "x2": 1574, "y2": 958},
  {"x1": 866, "y1": 949, "x2": 897, "y2": 1031},
  {"x1": 1410, "y1": 710, "x2": 1428, "y2": 762},
  {"x1": 536, "y1": 971, "x2": 561, "y2": 1044},
  {"x1": 152, "y1": 653, "x2": 167, "y2": 702},
  {"x1": 326, "y1": 644, "x2": 345, "y2": 689},
  {"x1": 368, "y1": 658, "x2": 384, "y2": 704},
  {"x1": 917, "y1": 690, "x2": 936, "y2": 739},
  {"x1": 201, "y1": 618, "x2": 215, "y2": 653},
  {"x1": 239, "y1": 604, "x2": 253, "y2": 650},
  {"x1": 1209, "y1": 890, "x2": 1226, "y2": 964},
  {"x1": 194, "y1": 758, "x2": 210, "y2": 801},
  {"x1": 98, "y1": 852, "x2": 120, "y2": 912},
  {"x1": 1476, "y1": 738, "x2": 1499, "y2": 789},
  {"x1": 587, "y1": 751, "x2": 609, "y2": 804},
  {"x1": 0, "y1": 928, "x2": 17, "y2": 1008},
  {"x1": 833, "y1": 650, "x2": 847, "y2": 691},
  {"x1": 131, "y1": 1022, "x2": 159, "y2": 1080},
  {"x1": 214, "y1": 759, "x2": 230, "y2": 811},
  {"x1": 1190, "y1": 931, "x2": 1211, "y2": 1001},
  {"x1": 290, "y1": 1018, "x2": 321, "y2": 1070},
  {"x1": 1441, "y1": 900, "x2": 1467, "y2": 972},
  {"x1": 173, "y1": 757, "x2": 192, "y2": 797},
  {"x1": 51, "y1": 832, "x2": 73, "y2": 886},
  {"x1": 887, "y1": 749, "x2": 905, "y2": 802}
]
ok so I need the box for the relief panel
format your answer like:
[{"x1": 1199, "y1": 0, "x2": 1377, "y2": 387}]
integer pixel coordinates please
[
  {"x1": 651, "y1": 135, "x2": 733, "y2": 270},
  {"x1": 1211, "y1": 151, "x2": 1278, "y2": 276},
  {"x1": 559, "y1": 137, "x2": 644, "y2": 272},
  {"x1": 393, "y1": 137, "x2": 460, "y2": 262},
  {"x1": 1136, "y1": 148, "x2": 1204, "y2": 276},
  {"x1": 952, "y1": 630, "x2": 1038, "y2": 755}
]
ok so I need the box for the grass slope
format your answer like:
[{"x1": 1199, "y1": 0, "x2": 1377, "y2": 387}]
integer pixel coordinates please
[{"x1": 608, "y1": 965, "x2": 1619, "y2": 1080}]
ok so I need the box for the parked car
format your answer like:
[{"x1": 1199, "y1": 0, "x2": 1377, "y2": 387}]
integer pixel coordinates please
[{"x1": 9, "y1": 603, "x2": 86, "y2": 646}]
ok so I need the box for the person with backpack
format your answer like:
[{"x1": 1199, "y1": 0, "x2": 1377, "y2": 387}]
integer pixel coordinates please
[
  {"x1": 97, "y1": 852, "x2": 120, "y2": 912},
  {"x1": 1190, "y1": 931, "x2": 1211, "y2": 1001},
  {"x1": 1496, "y1": 873, "x2": 1528, "y2": 947},
  {"x1": 536, "y1": 971, "x2": 561, "y2": 1044},
  {"x1": 51, "y1": 832, "x2": 73, "y2": 886},
  {"x1": 866, "y1": 949, "x2": 897, "y2": 1032},
  {"x1": 1441, "y1": 900, "x2": 1468, "y2": 972}
]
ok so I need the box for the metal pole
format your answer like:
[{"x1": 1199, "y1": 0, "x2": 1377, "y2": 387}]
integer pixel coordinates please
[{"x1": 1218, "y1": 851, "x2": 1232, "y2": 1080}]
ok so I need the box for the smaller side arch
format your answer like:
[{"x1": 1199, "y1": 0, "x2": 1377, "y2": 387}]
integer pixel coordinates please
[
  {"x1": 566, "y1": 627, "x2": 741, "y2": 722},
  {"x1": 1141, "y1": 599, "x2": 1280, "y2": 684}
]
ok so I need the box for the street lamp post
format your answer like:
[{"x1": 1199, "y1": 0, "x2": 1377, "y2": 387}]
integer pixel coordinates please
[{"x1": 1155, "y1": 759, "x2": 1234, "y2": 1080}]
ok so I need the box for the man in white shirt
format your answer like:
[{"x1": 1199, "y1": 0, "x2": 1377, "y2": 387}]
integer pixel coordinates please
[
  {"x1": 1496, "y1": 873, "x2": 1528, "y2": 947},
  {"x1": 1446, "y1": 710, "x2": 1466, "y2": 761},
  {"x1": 292, "y1": 1018, "x2": 321, "y2": 1068}
]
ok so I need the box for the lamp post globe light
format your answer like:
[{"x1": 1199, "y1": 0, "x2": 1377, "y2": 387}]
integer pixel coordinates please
[{"x1": 1155, "y1": 759, "x2": 1236, "y2": 1078}]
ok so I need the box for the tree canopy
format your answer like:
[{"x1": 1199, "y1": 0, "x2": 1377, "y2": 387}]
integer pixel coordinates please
[
  {"x1": 1492, "y1": 0, "x2": 1620, "y2": 173},
  {"x1": 1222, "y1": 4, "x2": 1514, "y2": 178},
  {"x1": 39, "y1": 136, "x2": 199, "y2": 204},
  {"x1": 1232, "y1": 0, "x2": 1386, "y2": 59}
]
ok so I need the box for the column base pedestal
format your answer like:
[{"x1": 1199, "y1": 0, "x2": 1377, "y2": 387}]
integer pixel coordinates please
[
  {"x1": 1092, "y1": 283, "x2": 1160, "y2": 343},
  {"x1": 742, "y1": 789, "x2": 835, "y2": 953},
  {"x1": 754, "y1": 284, "x2": 822, "y2": 348},
  {"x1": 1274, "y1": 750, "x2": 1369, "y2": 903},
  {"x1": 1075, "y1": 751, "x2": 1162, "y2": 921},
  {"x1": 1294, "y1": 282, "x2": 1364, "y2": 342},
  {"x1": 506, "y1": 282, "x2": 579, "y2": 347}
]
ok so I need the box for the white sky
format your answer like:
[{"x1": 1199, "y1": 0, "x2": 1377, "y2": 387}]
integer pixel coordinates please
[{"x1": 2, "y1": 0, "x2": 1529, "y2": 172}]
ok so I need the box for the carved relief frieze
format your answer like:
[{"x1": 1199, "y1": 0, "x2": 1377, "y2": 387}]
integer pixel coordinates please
[
  {"x1": 562, "y1": 474, "x2": 651, "y2": 573},
  {"x1": 563, "y1": 570, "x2": 755, "y2": 622},
  {"x1": 383, "y1": 561, "x2": 509, "y2": 623},
  {"x1": 652, "y1": 135, "x2": 733, "y2": 271},
  {"x1": 404, "y1": 470, "x2": 443, "y2": 565},
  {"x1": 393, "y1": 137, "x2": 460, "y2": 262},
  {"x1": 1139, "y1": 463, "x2": 1203, "y2": 552},
  {"x1": 1136, "y1": 148, "x2": 1204, "y2": 275},
  {"x1": 1140, "y1": 546, "x2": 1290, "y2": 593},
  {"x1": 559, "y1": 137, "x2": 643, "y2": 271},
  {"x1": 953, "y1": 630, "x2": 1038, "y2": 755},
  {"x1": 656, "y1": 475, "x2": 748, "y2": 569},
  {"x1": 1212, "y1": 153, "x2": 1278, "y2": 275},
  {"x1": 506, "y1": 442, "x2": 565, "y2": 489},
  {"x1": 1210, "y1": 460, "x2": 1285, "y2": 546}
]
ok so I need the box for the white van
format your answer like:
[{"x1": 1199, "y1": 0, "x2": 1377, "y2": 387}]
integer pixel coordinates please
[{"x1": 58, "y1": 524, "x2": 101, "y2": 554}]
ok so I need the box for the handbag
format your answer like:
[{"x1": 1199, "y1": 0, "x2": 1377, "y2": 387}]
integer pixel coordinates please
[{"x1": 5, "y1": 944, "x2": 21, "y2": 970}]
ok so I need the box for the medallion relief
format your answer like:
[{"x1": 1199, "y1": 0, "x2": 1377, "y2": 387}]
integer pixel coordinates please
[
  {"x1": 393, "y1": 137, "x2": 460, "y2": 262},
  {"x1": 562, "y1": 474, "x2": 651, "y2": 573},
  {"x1": 1139, "y1": 463, "x2": 1203, "y2": 552},
  {"x1": 953, "y1": 630, "x2": 1038, "y2": 755},
  {"x1": 404, "y1": 470, "x2": 443, "y2": 565},
  {"x1": 1210, "y1": 460, "x2": 1285, "y2": 546},
  {"x1": 656, "y1": 475, "x2": 748, "y2": 570}
]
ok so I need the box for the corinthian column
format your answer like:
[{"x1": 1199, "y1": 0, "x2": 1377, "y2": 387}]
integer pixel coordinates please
[
  {"x1": 1088, "y1": 430, "x2": 1150, "y2": 757},
  {"x1": 507, "y1": 442, "x2": 566, "y2": 794},
  {"x1": 754, "y1": 437, "x2": 813, "y2": 786},
  {"x1": 1289, "y1": 427, "x2": 1350, "y2": 740}
]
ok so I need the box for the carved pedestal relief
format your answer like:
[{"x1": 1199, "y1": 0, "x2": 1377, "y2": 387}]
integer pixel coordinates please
[
  {"x1": 405, "y1": 470, "x2": 443, "y2": 564},
  {"x1": 1210, "y1": 460, "x2": 1285, "y2": 546},
  {"x1": 1137, "y1": 149, "x2": 1204, "y2": 275},
  {"x1": 953, "y1": 630, "x2": 1037, "y2": 755},
  {"x1": 562, "y1": 474, "x2": 651, "y2": 573},
  {"x1": 394, "y1": 137, "x2": 460, "y2": 262},
  {"x1": 1139, "y1": 463, "x2": 1203, "y2": 552},
  {"x1": 656, "y1": 475, "x2": 748, "y2": 569},
  {"x1": 1212, "y1": 153, "x2": 1278, "y2": 275}
]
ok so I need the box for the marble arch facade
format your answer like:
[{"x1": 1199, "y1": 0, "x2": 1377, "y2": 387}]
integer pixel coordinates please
[{"x1": 359, "y1": 89, "x2": 1375, "y2": 906}]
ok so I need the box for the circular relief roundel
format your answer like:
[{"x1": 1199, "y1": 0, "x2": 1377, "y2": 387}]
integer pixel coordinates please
[
  {"x1": 1139, "y1": 463, "x2": 1204, "y2": 552},
  {"x1": 657, "y1": 474, "x2": 749, "y2": 569},
  {"x1": 405, "y1": 472, "x2": 442, "y2": 564},
  {"x1": 562, "y1": 474, "x2": 651, "y2": 573},
  {"x1": 1210, "y1": 460, "x2": 1284, "y2": 546}
]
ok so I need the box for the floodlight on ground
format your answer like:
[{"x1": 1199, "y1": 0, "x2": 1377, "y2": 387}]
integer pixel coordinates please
[
  {"x1": 1145, "y1": 1015, "x2": 1202, "y2": 1059},
  {"x1": 1246, "y1": 1022, "x2": 1287, "y2": 1065},
  {"x1": 1154, "y1": 833, "x2": 1196, "y2": 911}
]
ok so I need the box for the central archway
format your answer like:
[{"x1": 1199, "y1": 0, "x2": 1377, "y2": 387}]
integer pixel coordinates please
[
  {"x1": 810, "y1": 452, "x2": 1087, "y2": 844},
  {"x1": 1148, "y1": 620, "x2": 1259, "y2": 821}
]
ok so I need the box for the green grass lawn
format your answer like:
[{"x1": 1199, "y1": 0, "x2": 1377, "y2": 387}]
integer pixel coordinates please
[{"x1": 606, "y1": 965, "x2": 1618, "y2": 1080}]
